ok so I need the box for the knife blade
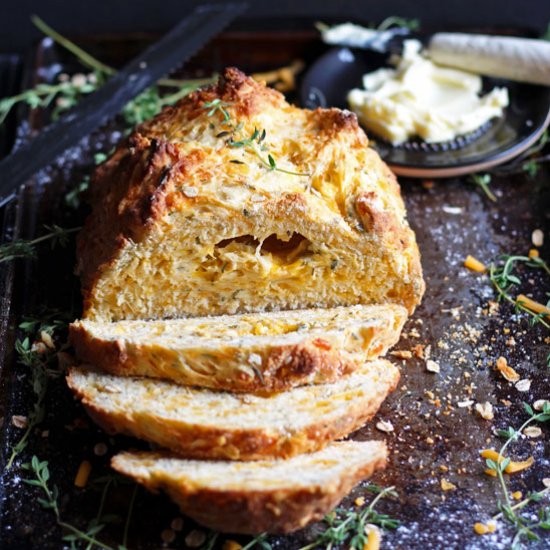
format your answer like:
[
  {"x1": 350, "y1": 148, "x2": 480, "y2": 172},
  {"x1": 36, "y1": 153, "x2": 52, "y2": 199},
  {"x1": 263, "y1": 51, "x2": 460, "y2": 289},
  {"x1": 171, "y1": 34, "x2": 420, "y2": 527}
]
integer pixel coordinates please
[{"x1": 0, "y1": 2, "x2": 248, "y2": 207}]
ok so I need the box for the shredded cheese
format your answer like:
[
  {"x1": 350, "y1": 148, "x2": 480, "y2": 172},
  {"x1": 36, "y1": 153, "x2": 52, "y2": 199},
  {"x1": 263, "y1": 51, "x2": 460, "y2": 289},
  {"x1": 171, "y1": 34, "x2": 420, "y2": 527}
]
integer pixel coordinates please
[
  {"x1": 74, "y1": 460, "x2": 92, "y2": 488},
  {"x1": 480, "y1": 449, "x2": 535, "y2": 474},
  {"x1": 516, "y1": 294, "x2": 550, "y2": 317},
  {"x1": 363, "y1": 526, "x2": 381, "y2": 550},
  {"x1": 464, "y1": 255, "x2": 487, "y2": 273},
  {"x1": 474, "y1": 521, "x2": 497, "y2": 535}
]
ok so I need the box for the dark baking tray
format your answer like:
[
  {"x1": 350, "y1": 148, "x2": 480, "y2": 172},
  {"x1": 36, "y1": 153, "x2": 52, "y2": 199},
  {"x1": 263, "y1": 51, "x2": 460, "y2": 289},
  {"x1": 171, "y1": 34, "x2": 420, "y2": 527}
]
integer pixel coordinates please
[{"x1": 0, "y1": 22, "x2": 549, "y2": 550}]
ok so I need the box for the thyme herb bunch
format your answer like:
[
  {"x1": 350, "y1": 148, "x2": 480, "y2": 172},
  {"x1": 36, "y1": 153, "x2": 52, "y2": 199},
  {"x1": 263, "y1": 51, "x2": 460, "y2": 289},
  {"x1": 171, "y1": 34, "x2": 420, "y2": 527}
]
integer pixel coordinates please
[
  {"x1": 483, "y1": 403, "x2": 550, "y2": 548},
  {"x1": 298, "y1": 484, "x2": 399, "y2": 550},
  {"x1": 202, "y1": 99, "x2": 310, "y2": 177},
  {"x1": 22, "y1": 456, "x2": 125, "y2": 550},
  {"x1": 489, "y1": 255, "x2": 550, "y2": 332},
  {"x1": 5, "y1": 311, "x2": 71, "y2": 470},
  {"x1": 0, "y1": 225, "x2": 80, "y2": 265}
]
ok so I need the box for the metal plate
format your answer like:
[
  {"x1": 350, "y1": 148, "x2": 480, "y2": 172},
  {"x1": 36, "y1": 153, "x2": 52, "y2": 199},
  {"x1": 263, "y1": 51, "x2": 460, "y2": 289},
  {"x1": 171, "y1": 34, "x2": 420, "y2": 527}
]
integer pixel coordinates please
[{"x1": 0, "y1": 27, "x2": 549, "y2": 550}]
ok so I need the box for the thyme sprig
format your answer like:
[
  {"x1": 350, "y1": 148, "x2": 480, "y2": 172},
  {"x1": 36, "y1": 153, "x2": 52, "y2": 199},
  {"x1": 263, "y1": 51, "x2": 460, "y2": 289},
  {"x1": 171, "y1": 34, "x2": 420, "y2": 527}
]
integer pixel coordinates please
[
  {"x1": 0, "y1": 225, "x2": 80, "y2": 265},
  {"x1": 22, "y1": 456, "x2": 124, "y2": 550},
  {"x1": 489, "y1": 255, "x2": 550, "y2": 332},
  {"x1": 0, "y1": 16, "x2": 210, "y2": 127},
  {"x1": 483, "y1": 403, "x2": 550, "y2": 548},
  {"x1": 5, "y1": 311, "x2": 70, "y2": 470},
  {"x1": 469, "y1": 173, "x2": 497, "y2": 202},
  {"x1": 203, "y1": 100, "x2": 310, "y2": 177},
  {"x1": 298, "y1": 484, "x2": 399, "y2": 550}
]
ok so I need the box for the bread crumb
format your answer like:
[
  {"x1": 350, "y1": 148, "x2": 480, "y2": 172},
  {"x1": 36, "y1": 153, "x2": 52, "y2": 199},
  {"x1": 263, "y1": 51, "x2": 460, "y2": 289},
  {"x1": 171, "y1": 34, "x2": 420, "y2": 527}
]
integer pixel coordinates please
[
  {"x1": 161, "y1": 529, "x2": 176, "y2": 544},
  {"x1": 390, "y1": 350, "x2": 412, "y2": 359},
  {"x1": 426, "y1": 360, "x2": 440, "y2": 373},
  {"x1": 40, "y1": 330, "x2": 55, "y2": 350},
  {"x1": 11, "y1": 415, "x2": 28, "y2": 429},
  {"x1": 376, "y1": 420, "x2": 394, "y2": 433},
  {"x1": 532, "y1": 229, "x2": 544, "y2": 247},
  {"x1": 533, "y1": 399, "x2": 550, "y2": 411},
  {"x1": 475, "y1": 402, "x2": 494, "y2": 420},
  {"x1": 93, "y1": 443, "x2": 108, "y2": 456},
  {"x1": 171, "y1": 518, "x2": 184, "y2": 531},
  {"x1": 185, "y1": 530, "x2": 206, "y2": 548},
  {"x1": 496, "y1": 357, "x2": 520, "y2": 382},
  {"x1": 441, "y1": 479, "x2": 457, "y2": 491},
  {"x1": 515, "y1": 379, "x2": 531, "y2": 392},
  {"x1": 523, "y1": 426, "x2": 542, "y2": 438}
]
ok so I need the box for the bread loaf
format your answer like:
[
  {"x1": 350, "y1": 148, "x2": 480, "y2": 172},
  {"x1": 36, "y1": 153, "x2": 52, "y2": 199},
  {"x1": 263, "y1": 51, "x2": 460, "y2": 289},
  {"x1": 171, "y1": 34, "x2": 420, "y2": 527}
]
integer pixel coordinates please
[
  {"x1": 67, "y1": 359, "x2": 399, "y2": 460},
  {"x1": 77, "y1": 68, "x2": 424, "y2": 321},
  {"x1": 70, "y1": 304, "x2": 407, "y2": 392},
  {"x1": 111, "y1": 440, "x2": 387, "y2": 534}
]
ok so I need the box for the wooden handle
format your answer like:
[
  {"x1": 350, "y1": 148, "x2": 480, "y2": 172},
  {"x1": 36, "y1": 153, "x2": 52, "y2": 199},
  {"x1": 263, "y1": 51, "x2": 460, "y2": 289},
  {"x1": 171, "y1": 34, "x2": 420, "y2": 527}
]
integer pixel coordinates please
[{"x1": 428, "y1": 33, "x2": 550, "y2": 86}]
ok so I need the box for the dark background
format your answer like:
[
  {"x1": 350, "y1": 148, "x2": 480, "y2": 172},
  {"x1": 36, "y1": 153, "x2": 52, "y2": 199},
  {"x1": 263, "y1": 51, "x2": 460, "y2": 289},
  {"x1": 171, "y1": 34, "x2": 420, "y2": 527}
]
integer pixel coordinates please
[{"x1": 2, "y1": 0, "x2": 550, "y2": 54}]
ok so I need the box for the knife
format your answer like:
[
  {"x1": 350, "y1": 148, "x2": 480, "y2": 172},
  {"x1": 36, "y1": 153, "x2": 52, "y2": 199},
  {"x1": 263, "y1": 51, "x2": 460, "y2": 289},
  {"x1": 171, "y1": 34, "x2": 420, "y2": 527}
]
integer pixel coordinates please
[{"x1": 0, "y1": 2, "x2": 248, "y2": 207}]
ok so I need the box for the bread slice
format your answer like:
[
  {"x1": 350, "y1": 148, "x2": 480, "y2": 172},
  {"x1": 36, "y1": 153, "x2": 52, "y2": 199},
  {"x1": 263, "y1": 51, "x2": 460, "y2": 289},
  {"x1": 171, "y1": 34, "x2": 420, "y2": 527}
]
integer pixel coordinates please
[
  {"x1": 67, "y1": 359, "x2": 399, "y2": 460},
  {"x1": 111, "y1": 440, "x2": 387, "y2": 534},
  {"x1": 69, "y1": 304, "x2": 407, "y2": 392},
  {"x1": 77, "y1": 67, "x2": 424, "y2": 322}
]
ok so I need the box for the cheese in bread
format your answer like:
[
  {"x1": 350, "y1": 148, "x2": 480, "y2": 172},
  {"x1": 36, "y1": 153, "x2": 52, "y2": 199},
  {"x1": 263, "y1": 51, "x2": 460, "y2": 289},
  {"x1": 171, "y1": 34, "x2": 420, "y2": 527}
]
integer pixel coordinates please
[
  {"x1": 67, "y1": 359, "x2": 399, "y2": 460},
  {"x1": 77, "y1": 67, "x2": 424, "y2": 321},
  {"x1": 111, "y1": 441, "x2": 387, "y2": 534},
  {"x1": 69, "y1": 304, "x2": 407, "y2": 392}
]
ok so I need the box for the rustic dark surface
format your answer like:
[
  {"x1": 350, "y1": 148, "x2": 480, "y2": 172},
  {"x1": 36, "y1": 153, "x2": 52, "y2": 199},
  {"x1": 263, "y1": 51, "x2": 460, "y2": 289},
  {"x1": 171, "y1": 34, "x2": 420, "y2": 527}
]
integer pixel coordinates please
[{"x1": 0, "y1": 27, "x2": 549, "y2": 550}]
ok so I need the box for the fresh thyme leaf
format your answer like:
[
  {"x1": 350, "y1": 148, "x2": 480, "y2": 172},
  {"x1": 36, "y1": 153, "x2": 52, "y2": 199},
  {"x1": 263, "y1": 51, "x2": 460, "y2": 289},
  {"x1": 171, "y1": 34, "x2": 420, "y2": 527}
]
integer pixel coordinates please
[
  {"x1": 297, "y1": 485, "x2": 399, "y2": 550},
  {"x1": 376, "y1": 16, "x2": 420, "y2": 31},
  {"x1": 5, "y1": 309, "x2": 70, "y2": 470},
  {"x1": 469, "y1": 173, "x2": 497, "y2": 202},
  {"x1": 22, "y1": 456, "x2": 119, "y2": 550},
  {"x1": 65, "y1": 177, "x2": 89, "y2": 209},
  {"x1": 488, "y1": 254, "x2": 550, "y2": 333},
  {"x1": 482, "y1": 407, "x2": 550, "y2": 547},
  {"x1": 203, "y1": 98, "x2": 233, "y2": 122}
]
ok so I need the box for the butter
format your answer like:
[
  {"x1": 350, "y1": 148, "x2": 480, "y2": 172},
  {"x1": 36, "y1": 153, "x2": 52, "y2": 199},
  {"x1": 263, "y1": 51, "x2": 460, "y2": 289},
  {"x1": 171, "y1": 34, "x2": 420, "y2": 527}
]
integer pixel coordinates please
[{"x1": 347, "y1": 40, "x2": 509, "y2": 145}]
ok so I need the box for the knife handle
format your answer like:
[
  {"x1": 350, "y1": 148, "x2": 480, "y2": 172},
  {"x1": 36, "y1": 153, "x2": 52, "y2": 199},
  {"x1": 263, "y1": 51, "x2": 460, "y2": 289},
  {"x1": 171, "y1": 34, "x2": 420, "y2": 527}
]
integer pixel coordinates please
[{"x1": 428, "y1": 32, "x2": 550, "y2": 86}]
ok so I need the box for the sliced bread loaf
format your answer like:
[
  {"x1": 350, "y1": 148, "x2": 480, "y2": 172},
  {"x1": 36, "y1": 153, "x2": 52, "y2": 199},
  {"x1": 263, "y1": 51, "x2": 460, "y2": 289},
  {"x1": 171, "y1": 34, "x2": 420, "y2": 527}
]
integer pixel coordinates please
[
  {"x1": 67, "y1": 359, "x2": 399, "y2": 460},
  {"x1": 111, "y1": 440, "x2": 387, "y2": 534},
  {"x1": 69, "y1": 304, "x2": 407, "y2": 392}
]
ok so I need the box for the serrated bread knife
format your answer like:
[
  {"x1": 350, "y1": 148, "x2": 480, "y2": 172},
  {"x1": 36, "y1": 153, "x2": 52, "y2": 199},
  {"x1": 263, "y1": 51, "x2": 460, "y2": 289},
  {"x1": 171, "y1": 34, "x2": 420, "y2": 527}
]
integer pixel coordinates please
[{"x1": 0, "y1": 2, "x2": 248, "y2": 207}]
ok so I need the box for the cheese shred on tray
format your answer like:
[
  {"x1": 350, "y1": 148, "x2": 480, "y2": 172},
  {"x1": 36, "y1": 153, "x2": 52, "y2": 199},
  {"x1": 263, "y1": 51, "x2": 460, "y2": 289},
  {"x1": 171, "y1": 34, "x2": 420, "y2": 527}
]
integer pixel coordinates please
[{"x1": 78, "y1": 67, "x2": 424, "y2": 321}]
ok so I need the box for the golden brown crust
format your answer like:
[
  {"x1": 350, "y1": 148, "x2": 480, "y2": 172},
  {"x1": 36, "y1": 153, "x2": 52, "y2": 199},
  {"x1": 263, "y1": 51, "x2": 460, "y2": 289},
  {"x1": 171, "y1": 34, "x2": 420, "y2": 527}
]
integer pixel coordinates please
[
  {"x1": 69, "y1": 323, "x2": 358, "y2": 393},
  {"x1": 68, "y1": 305, "x2": 407, "y2": 393},
  {"x1": 66, "y1": 365, "x2": 400, "y2": 461},
  {"x1": 77, "y1": 67, "x2": 424, "y2": 320},
  {"x1": 111, "y1": 450, "x2": 387, "y2": 534}
]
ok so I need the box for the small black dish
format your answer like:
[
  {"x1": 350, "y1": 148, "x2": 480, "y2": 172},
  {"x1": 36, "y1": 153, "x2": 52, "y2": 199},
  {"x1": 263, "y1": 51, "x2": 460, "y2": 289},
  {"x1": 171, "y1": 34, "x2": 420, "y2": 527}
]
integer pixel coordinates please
[{"x1": 300, "y1": 46, "x2": 550, "y2": 178}]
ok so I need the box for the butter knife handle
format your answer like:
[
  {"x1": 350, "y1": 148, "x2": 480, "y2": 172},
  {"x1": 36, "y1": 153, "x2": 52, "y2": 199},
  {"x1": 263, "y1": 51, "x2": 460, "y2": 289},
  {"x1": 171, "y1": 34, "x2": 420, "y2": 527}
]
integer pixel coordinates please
[{"x1": 428, "y1": 32, "x2": 550, "y2": 86}]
